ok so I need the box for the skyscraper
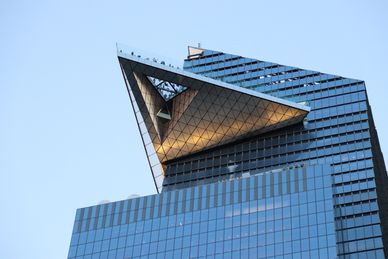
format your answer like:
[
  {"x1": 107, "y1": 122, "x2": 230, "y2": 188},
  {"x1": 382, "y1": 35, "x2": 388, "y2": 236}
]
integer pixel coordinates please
[{"x1": 68, "y1": 45, "x2": 388, "y2": 258}]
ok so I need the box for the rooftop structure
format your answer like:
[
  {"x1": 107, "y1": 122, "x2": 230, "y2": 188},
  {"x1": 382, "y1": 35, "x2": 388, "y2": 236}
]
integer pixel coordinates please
[{"x1": 118, "y1": 49, "x2": 309, "y2": 191}]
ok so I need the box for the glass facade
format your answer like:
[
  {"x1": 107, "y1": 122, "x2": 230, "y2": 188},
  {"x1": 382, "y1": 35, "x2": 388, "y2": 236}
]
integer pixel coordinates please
[
  {"x1": 69, "y1": 165, "x2": 338, "y2": 259},
  {"x1": 68, "y1": 46, "x2": 388, "y2": 258}
]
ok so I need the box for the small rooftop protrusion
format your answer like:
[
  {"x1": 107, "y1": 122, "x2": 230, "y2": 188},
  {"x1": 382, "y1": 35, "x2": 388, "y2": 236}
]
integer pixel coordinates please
[{"x1": 187, "y1": 45, "x2": 204, "y2": 60}]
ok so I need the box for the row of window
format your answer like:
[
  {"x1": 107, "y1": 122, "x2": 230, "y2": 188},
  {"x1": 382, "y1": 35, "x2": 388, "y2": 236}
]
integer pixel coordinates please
[
  {"x1": 164, "y1": 146, "x2": 372, "y2": 188},
  {"x1": 336, "y1": 212, "x2": 380, "y2": 230},
  {"x1": 245, "y1": 75, "x2": 354, "y2": 97},
  {"x1": 73, "y1": 210, "x2": 335, "y2": 246},
  {"x1": 339, "y1": 237, "x2": 384, "y2": 255},
  {"x1": 199, "y1": 59, "x2": 292, "y2": 78},
  {"x1": 166, "y1": 138, "x2": 371, "y2": 180},
  {"x1": 335, "y1": 200, "x2": 379, "y2": 218},
  {"x1": 333, "y1": 166, "x2": 374, "y2": 179},
  {"x1": 274, "y1": 82, "x2": 365, "y2": 105},
  {"x1": 166, "y1": 138, "x2": 371, "y2": 177},
  {"x1": 164, "y1": 160, "x2": 373, "y2": 192},
  {"x1": 337, "y1": 224, "x2": 382, "y2": 242},
  {"x1": 309, "y1": 91, "x2": 365, "y2": 110},
  {"x1": 78, "y1": 167, "x2": 328, "y2": 221},
  {"x1": 72, "y1": 217, "x2": 336, "y2": 249},
  {"x1": 167, "y1": 125, "x2": 370, "y2": 174},
  {"x1": 334, "y1": 188, "x2": 376, "y2": 204},
  {"x1": 164, "y1": 116, "x2": 370, "y2": 177},
  {"x1": 185, "y1": 54, "x2": 361, "y2": 103},
  {"x1": 220, "y1": 68, "x2": 315, "y2": 86},
  {"x1": 334, "y1": 177, "x2": 376, "y2": 195},
  {"x1": 195, "y1": 64, "x2": 358, "y2": 102},
  {"x1": 70, "y1": 242, "x2": 337, "y2": 259},
  {"x1": 74, "y1": 201, "x2": 334, "y2": 237},
  {"x1": 71, "y1": 219, "x2": 336, "y2": 257},
  {"x1": 74, "y1": 186, "x2": 332, "y2": 234},
  {"x1": 185, "y1": 53, "x2": 243, "y2": 69}
]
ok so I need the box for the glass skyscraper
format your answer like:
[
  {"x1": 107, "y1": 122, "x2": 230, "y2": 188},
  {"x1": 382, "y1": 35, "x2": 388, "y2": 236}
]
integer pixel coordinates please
[{"x1": 68, "y1": 46, "x2": 388, "y2": 258}]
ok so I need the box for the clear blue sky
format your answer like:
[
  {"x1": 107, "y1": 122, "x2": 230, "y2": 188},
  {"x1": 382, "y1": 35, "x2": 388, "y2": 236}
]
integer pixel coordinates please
[{"x1": 1, "y1": 1, "x2": 387, "y2": 258}]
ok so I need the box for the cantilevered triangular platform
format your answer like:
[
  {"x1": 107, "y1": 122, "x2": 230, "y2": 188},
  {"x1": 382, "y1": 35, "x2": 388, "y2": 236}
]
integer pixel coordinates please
[{"x1": 118, "y1": 48, "x2": 310, "y2": 192}]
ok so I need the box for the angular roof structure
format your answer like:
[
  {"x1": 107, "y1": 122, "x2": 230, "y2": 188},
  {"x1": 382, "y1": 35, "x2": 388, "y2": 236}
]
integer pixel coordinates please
[{"x1": 118, "y1": 48, "x2": 310, "y2": 192}]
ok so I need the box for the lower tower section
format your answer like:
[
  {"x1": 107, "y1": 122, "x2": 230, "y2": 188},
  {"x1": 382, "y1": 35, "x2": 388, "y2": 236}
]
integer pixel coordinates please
[{"x1": 69, "y1": 165, "x2": 339, "y2": 258}]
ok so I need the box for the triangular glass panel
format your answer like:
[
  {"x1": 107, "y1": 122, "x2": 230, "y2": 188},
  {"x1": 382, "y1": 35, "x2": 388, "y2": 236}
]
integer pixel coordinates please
[{"x1": 147, "y1": 76, "x2": 187, "y2": 101}]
